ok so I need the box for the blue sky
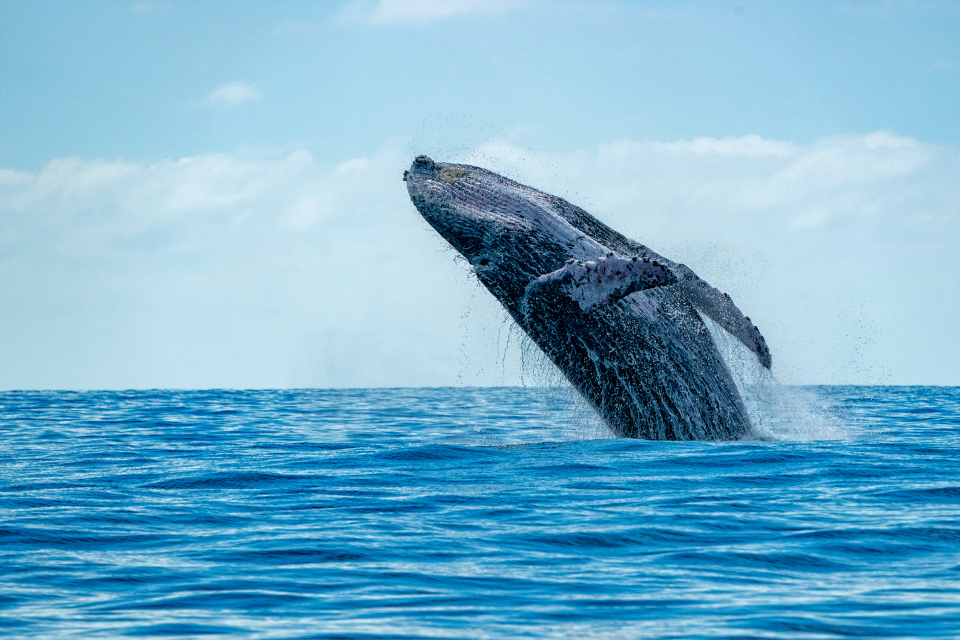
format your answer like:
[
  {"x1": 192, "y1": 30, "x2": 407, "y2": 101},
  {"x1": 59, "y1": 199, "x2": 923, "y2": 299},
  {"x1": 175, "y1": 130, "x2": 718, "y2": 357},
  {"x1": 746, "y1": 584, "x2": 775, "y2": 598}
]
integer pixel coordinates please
[
  {"x1": 1, "y1": 0, "x2": 958, "y2": 389},
  {"x1": 3, "y1": 1, "x2": 959, "y2": 166}
]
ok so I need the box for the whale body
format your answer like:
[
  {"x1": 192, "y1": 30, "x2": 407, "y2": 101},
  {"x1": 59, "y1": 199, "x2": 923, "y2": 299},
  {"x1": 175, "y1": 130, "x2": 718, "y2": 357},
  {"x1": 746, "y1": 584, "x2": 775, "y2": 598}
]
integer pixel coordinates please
[{"x1": 404, "y1": 156, "x2": 771, "y2": 441}]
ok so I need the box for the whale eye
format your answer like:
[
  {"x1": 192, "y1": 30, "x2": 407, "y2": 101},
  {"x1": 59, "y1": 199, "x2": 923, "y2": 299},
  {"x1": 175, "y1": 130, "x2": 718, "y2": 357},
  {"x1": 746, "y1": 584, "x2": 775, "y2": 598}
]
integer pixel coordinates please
[{"x1": 479, "y1": 258, "x2": 490, "y2": 266}]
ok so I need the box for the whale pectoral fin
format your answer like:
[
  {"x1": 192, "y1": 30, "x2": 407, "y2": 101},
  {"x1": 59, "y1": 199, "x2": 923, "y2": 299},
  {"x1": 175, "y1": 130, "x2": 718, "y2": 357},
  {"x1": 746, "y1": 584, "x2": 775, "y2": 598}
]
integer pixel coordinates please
[
  {"x1": 524, "y1": 255, "x2": 676, "y2": 315},
  {"x1": 675, "y1": 264, "x2": 772, "y2": 369}
]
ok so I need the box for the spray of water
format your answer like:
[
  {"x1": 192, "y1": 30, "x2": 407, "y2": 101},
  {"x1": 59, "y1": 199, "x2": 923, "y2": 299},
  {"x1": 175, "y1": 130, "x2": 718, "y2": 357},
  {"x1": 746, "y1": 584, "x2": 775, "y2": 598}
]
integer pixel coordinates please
[
  {"x1": 474, "y1": 304, "x2": 847, "y2": 443},
  {"x1": 698, "y1": 312, "x2": 849, "y2": 441}
]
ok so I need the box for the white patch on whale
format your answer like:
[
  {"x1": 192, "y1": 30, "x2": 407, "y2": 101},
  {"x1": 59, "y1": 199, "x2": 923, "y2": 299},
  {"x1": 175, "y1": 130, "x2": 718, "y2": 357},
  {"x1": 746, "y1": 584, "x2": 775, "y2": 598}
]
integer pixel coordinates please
[{"x1": 557, "y1": 256, "x2": 672, "y2": 311}]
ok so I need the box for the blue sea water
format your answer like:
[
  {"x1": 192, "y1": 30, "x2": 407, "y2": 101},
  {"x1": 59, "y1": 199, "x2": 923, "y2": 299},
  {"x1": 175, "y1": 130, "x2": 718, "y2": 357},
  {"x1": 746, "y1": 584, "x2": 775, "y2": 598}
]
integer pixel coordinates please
[{"x1": 1, "y1": 386, "x2": 959, "y2": 639}]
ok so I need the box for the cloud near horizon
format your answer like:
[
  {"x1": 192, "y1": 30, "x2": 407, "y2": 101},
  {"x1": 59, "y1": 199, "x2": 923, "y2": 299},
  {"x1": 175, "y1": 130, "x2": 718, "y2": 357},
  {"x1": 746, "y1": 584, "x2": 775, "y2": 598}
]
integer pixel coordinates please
[{"x1": 0, "y1": 132, "x2": 957, "y2": 389}]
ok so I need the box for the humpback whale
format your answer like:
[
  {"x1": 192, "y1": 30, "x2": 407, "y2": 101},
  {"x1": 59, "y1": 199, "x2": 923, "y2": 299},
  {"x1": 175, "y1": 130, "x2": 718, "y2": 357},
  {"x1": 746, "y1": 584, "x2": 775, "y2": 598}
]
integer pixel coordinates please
[{"x1": 405, "y1": 155, "x2": 771, "y2": 441}]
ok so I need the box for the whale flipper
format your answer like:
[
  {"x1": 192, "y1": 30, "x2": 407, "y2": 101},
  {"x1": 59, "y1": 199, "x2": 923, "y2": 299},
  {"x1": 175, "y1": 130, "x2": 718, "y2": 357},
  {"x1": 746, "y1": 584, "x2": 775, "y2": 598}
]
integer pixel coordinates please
[
  {"x1": 674, "y1": 264, "x2": 772, "y2": 369},
  {"x1": 524, "y1": 255, "x2": 676, "y2": 313}
]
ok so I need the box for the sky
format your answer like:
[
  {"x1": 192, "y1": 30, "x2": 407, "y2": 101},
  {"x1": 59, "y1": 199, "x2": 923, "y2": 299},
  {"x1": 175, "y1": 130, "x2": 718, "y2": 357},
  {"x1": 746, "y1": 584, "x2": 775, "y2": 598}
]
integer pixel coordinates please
[{"x1": 0, "y1": 0, "x2": 958, "y2": 389}]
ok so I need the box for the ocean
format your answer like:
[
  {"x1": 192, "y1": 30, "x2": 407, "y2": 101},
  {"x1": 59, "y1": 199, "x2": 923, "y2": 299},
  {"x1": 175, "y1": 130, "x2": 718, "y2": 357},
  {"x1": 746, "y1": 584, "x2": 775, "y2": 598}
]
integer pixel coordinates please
[{"x1": 2, "y1": 386, "x2": 959, "y2": 638}]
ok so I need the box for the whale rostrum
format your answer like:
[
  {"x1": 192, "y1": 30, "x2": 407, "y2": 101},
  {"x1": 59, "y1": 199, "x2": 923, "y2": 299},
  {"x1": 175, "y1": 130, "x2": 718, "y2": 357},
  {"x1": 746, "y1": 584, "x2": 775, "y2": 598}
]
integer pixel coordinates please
[{"x1": 405, "y1": 155, "x2": 771, "y2": 441}]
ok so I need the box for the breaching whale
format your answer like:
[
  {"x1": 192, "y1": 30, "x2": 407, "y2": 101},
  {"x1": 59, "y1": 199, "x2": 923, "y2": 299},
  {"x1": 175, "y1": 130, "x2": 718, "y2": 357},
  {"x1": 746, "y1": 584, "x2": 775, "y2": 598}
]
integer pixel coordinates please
[{"x1": 404, "y1": 155, "x2": 771, "y2": 440}]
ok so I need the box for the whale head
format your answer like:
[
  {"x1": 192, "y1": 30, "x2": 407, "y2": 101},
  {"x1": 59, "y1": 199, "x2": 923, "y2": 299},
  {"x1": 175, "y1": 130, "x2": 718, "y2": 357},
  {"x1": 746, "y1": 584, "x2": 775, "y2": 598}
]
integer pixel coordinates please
[{"x1": 404, "y1": 155, "x2": 607, "y2": 311}]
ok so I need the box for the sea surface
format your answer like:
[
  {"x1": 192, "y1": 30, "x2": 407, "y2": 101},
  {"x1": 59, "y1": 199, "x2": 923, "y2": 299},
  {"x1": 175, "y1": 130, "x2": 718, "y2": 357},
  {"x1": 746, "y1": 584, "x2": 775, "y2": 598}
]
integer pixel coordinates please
[{"x1": 1, "y1": 386, "x2": 959, "y2": 639}]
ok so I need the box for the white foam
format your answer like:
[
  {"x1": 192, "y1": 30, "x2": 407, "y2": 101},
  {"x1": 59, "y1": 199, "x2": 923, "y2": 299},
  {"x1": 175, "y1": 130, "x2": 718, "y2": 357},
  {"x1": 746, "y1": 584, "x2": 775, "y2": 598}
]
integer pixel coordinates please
[{"x1": 698, "y1": 312, "x2": 849, "y2": 441}]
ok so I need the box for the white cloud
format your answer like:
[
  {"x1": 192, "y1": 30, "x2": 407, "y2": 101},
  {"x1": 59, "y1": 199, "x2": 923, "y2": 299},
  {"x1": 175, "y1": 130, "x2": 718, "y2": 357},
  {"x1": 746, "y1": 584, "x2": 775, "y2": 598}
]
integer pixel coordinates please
[
  {"x1": 457, "y1": 132, "x2": 958, "y2": 385},
  {"x1": 337, "y1": 0, "x2": 526, "y2": 25},
  {"x1": 0, "y1": 132, "x2": 958, "y2": 389},
  {"x1": 462, "y1": 131, "x2": 938, "y2": 231},
  {"x1": 0, "y1": 143, "x2": 502, "y2": 389},
  {"x1": 202, "y1": 82, "x2": 262, "y2": 108},
  {"x1": 130, "y1": 2, "x2": 168, "y2": 17},
  {"x1": 651, "y1": 135, "x2": 797, "y2": 157}
]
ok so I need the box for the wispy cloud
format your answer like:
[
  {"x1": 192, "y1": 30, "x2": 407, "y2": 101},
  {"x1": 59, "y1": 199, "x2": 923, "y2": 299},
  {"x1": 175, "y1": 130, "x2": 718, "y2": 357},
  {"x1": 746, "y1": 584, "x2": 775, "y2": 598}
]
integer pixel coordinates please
[
  {"x1": 202, "y1": 82, "x2": 262, "y2": 109},
  {"x1": 130, "y1": 2, "x2": 168, "y2": 17},
  {"x1": 464, "y1": 131, "x2": 934, "y2": 232},
  {"x1": 337, "y1": 0, "x2": 526, "y2": 25},
  {"x1": 0, "y1": 144, "x2": 473, "y2": 389},
  {"x1": 459, "y1": 131, "x2": 957, "y2": 384}
]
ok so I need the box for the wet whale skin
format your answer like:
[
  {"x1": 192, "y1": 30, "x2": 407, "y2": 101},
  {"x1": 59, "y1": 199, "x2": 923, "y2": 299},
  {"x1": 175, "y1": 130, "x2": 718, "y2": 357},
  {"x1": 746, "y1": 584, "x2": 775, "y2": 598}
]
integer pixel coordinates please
[{"x1": 405, "y1": 156, "x2": 771, "y2": 441}]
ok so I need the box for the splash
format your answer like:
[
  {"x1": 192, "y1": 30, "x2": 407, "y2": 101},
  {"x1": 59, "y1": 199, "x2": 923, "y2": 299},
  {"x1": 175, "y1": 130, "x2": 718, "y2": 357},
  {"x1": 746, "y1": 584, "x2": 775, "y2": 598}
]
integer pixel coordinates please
[
  {"x1": 699, "y1": 312, "x2": 849, "y2": 441},
  {"x1": 480, "y1": 306, "x2": 847, "y2": 442}
]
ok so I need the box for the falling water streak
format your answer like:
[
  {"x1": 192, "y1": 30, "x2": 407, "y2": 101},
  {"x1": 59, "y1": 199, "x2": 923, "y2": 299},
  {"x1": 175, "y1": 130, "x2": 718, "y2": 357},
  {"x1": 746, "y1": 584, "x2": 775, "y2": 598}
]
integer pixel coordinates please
[
  {"x1": 698, "y1": 312, "x2": 849, "y2": 441},
  {"x1": 512, "y1": 327, "x2": 614, "y2": 441},
  {"x1": 457, "y1": 286, "x2": 844, "y2": 443},
  {"x1": 455, "y1": 288, "x2": 476, "y2": 387},
  {"x1": 500, "y1": 314, "x2": 518, "y2": 385}
]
